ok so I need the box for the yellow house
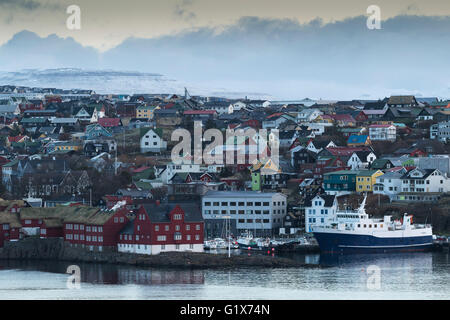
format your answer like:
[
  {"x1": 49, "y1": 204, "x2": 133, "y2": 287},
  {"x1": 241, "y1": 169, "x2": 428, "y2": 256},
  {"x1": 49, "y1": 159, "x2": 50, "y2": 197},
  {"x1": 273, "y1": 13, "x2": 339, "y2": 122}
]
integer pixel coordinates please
[
  {"x1": 136, "y1": 106, "x2": 157, "y2": 119},
  {"x1": 52, "y1": 142, "x2": 82, "y2": 153},
  {"x1": 356, "y1": 170, "x2": 384, "y2": 192}
]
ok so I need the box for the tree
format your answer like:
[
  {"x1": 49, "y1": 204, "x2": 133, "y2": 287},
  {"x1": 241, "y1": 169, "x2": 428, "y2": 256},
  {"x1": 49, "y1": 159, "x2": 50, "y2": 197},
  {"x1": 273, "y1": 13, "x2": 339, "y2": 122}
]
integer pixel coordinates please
[{"x1": 151, "y1": 186, "x2": 168, "y2": 200}]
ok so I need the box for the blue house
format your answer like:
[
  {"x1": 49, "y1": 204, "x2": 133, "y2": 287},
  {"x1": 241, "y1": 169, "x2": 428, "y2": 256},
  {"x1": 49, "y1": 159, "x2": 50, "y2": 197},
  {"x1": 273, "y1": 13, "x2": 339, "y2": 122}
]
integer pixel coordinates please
[{"x1": 347, "y1": 134, "x2": 371, "y2": 147}]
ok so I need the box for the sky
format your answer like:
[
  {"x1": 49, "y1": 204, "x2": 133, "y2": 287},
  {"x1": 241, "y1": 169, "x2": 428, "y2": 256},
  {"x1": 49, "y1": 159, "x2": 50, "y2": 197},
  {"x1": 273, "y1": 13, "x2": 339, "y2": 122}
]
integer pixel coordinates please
[{"x1": 0, "y1": 0, "x2": 450, "y2": 99}]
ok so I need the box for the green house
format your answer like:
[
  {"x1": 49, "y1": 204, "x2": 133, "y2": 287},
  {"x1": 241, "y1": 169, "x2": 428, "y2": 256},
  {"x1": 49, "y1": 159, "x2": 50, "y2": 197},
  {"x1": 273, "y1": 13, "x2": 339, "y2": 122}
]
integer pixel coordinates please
[{"x1": 323, "y1": 170, "x2": 358, "y2": 193}]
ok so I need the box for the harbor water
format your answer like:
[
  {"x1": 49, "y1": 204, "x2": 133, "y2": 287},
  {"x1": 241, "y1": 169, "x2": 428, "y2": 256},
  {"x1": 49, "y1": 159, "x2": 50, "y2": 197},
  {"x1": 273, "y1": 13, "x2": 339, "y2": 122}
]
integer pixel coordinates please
[{"x1": 0, "y1": 252, "x2": 449, "y2": 300}]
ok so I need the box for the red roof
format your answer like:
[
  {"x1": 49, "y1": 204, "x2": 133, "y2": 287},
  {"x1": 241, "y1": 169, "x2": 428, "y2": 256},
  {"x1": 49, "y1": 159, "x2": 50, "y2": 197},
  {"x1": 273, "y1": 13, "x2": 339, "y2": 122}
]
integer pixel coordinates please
[
  {"x1": 8, "y1": 135, "x2": 25, "y2": 142},
  {"x1": 332, "y1": 114, "x2": 355, "y2": 122},
  {"x1": 327, "y1": 146, "x2": 370, "y2": 156},
  {"x1": 162, "y1": 103, "x2": 175, "y2": 109},
  {"x1": 266, "y1": 112, "x2": 284, "y2": 119},
  {"x1": 369, "y1": 124, "x2": 394, "y2": 128},
  {"x1": 131, "y1": 166, "x2": 151, "y2": 173},
  {"x1": 98, "y1": 118, "x2": 122, "y2": 127},
  {"x1": 183, "y1": 110, "x2": 217, "y2": 115}
]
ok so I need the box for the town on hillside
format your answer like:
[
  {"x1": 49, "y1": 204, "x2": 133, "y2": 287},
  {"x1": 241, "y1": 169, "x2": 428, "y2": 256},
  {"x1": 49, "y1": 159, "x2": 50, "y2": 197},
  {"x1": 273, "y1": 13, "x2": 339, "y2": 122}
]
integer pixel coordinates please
[{"x1": 0, "y1": 85, "x2": 450, "y2": 254}]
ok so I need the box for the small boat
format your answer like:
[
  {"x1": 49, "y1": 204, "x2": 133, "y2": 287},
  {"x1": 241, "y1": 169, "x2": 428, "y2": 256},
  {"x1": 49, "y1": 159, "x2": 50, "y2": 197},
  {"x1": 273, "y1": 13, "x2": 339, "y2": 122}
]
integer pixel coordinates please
[
  {"x1": 236, "y1": 232, "x2": 258, "y2": 249},
  {"x1": 203, "y1": 240, "x2": 217, "y2": 250}
]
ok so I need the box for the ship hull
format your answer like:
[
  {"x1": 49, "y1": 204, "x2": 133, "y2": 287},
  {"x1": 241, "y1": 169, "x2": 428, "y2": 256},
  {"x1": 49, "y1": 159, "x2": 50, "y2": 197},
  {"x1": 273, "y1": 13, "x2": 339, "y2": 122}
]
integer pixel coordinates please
[{"x1": 313, "y1": 231, "x2": 433, "y2": 254}]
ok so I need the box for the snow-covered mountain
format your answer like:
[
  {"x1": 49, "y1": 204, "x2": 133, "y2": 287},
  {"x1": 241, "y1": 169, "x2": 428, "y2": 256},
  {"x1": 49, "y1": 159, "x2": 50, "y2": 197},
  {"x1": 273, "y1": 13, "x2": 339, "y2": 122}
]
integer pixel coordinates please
[{"x1": 0, "y1": 68, "x2": 273, "y2": 99}]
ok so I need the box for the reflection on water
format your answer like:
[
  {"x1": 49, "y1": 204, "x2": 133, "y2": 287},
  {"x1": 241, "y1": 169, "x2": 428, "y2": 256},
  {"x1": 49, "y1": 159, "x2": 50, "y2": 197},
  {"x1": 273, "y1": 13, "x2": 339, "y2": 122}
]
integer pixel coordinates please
[
  {"x1": 0, "y1": 252, "x2": 448, "y2": 299},
  {"x1": 0, "y1": 260, "x2": 205, "y2": 286}
]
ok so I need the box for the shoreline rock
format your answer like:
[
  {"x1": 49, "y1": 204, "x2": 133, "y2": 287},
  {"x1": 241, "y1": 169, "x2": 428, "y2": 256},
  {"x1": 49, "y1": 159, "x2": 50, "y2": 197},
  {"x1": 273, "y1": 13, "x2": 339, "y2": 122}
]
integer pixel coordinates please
[{"x1": 0, "y1": 238, "x2": 323, "y2": 269}]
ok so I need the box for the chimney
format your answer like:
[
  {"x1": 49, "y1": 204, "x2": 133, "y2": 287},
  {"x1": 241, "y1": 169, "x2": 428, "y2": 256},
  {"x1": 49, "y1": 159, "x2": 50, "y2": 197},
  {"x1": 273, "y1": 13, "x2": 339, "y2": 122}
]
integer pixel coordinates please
[{"x1": 155, "y1": 200, "x2": 160, "y2": 206}]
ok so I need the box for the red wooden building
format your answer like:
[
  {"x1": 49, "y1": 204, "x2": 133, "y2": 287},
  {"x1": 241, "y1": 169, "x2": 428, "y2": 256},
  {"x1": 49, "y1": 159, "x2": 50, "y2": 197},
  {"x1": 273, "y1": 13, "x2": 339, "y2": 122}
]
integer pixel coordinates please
[
  {"x1": 63, "y1": 206, "x2": 131, "y2": 251},
  {"x1": 118, "y1": 202, "x2": 204, "y2": 255}
]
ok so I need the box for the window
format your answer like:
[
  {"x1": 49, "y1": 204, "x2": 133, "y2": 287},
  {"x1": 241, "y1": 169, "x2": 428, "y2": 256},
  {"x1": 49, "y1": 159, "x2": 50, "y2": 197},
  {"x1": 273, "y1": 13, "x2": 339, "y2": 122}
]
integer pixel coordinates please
[
  {"x1": 186, "y1": 225, "x2": 190, "y2": 231},
  {"x1": 165, "y1": 225, "x2": 169, "y2": 231},
  {"x1": 204, "y1": 202, "x2": 211, "y2": 206},
  {"x1": 175, "y1": 225, "x2": 180, "y2": 231},
  {"x1": 155, "y1": 225, "x2": 159, "y2": 231},
  {"x1": 196, "y1": 224, "x2": 200, "y2": 230}
]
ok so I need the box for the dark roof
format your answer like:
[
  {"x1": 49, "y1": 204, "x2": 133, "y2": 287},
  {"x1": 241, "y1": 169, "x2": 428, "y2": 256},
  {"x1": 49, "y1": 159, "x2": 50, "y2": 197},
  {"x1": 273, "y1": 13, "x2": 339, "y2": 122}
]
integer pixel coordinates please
[
  {"x1": 312, "y1": 140, "x2": 332, "y2": 149},
  {"x1": 388, "y1": 96, "x2": 418, "y2": 106},
  {"x1": 364, "y1": 99, "x2": 388, "y2": 110},
  {"x1": 401, "y1": 168, "x2": 436, "y2": 180},
  {"x1": 142, "y1": 202, "x2": 203, "y2": 223},
  {"x1": 354, "y1": 150, "x2": 372, "y2": 159},
  {"x1": 304, "y1": 194, "x2": 336, "y2": 207}
]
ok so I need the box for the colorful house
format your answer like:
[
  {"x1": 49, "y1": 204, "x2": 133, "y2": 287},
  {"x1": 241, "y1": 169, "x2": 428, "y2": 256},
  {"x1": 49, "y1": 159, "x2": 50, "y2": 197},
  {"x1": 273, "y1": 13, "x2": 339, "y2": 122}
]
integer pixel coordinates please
[
  {"x1": 117, "y1": 202, "x2": 204, "y2": 255},
  {"x1": 323, "y1": 170, "x2": 358, "y2": 195},
  {"x1": 347, "y1": 135, "x2": 371, "y2": 147},
  {"x1": 136, "y1": 105, "x2": 157, "y2": 119},
  {"x1": 356, "y1": 170, "x2": 384, "y2": 192}
]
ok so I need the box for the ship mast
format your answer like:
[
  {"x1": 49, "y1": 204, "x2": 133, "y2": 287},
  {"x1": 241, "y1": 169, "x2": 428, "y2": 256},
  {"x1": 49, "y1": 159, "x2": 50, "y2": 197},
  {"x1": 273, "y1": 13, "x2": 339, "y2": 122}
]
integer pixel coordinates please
[{"x1": 358, "y1": 193, "x2": 367, "y2": 215}]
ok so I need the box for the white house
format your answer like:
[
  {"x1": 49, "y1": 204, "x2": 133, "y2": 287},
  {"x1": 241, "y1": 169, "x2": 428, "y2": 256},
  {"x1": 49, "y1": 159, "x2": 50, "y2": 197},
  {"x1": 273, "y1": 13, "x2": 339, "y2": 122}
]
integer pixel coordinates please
[
  {"x1": 306, "y1": 140, "x2": 336, "y2": 153},
  {"x1": 347, "y1": 151, "x2": 377, "y2": 170},
  {"x1": 158, "y1": 162, "x2": 203, "y2": 184},
  {"x1": 296, "y1": 108, "x2": 323, "y2": 123},
  {"x1": 228, "y1": 101, "x2": 247, "y2": 114},
  {"x1": 304, "y1": 194, "x2": 337, "y2": 232},
  {"x1": 369, "y1": 124, "x2": 396, "y2": 142},
  {"x1": 373, "y1": 171, "x2": 403, "y2": 199},
  {"x1": 374, "y1": 168, "x2": 450, "y2": 202},
  {"x1": 140, "y1": 128, "x2": 167, "y2": 153}
]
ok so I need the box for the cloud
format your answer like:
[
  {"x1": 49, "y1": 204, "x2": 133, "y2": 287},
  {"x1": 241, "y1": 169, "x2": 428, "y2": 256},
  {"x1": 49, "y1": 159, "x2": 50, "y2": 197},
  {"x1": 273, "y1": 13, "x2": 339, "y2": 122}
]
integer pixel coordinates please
[
  {"x1": 0, "y1": 0, "x2": 61, "y2": 11},
  {"x1": 0, "y1": 30, "x2": 100, "y2": 71},
  {"x1": 0, "y1": 0, "x2": 42, "y2": 10},
  {"x1": 174, "y1": 0, "x2": 196, "y2": 21},
  {"x1": 1, "y1": 14, "x2": 450, "y2": 99}
]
